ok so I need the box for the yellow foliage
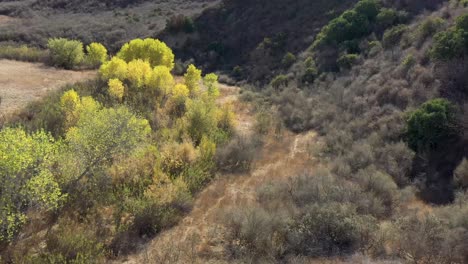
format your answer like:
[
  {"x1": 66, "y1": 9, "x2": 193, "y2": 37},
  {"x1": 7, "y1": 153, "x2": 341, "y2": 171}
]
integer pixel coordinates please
[
  {"x1": 108, "y1": 79, "x2": 125, "y2": 101},
  {"x1": 146, "y1": 65, "x2": 175, "y2": 96},
  {"x1": 99, "y1": 57, "x2": 128, "y2": 80},
  {"x1": 117, "y1": 38, "x2": 175, "y2": 70},
  {"x1": 127, "y1": 59, "x2": 152, "y2": 88},
  {"x1": 184, "y1": 64, "x2": 202, "y2": 97},
  {"x1": 173, "y1": 83, "x2": 190, "y2": 98},
  {"x1": 204, "y1": 73, "x2": 220, "y2": 98},
  {"x1": 60, "y1": 90, "x2": 81, "y2": 128},
  {"x1": 86, "y1": 42, "x2": 108, "y2": 67}
]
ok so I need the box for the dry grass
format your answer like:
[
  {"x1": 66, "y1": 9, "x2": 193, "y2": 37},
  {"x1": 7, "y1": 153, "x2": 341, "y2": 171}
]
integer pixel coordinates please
[
  {"x1": 0, "y1": 59, "x2": 96, "y2": 116},
  {"x1": 113, "y1": 81, "x2": 321, "y2": 263}
]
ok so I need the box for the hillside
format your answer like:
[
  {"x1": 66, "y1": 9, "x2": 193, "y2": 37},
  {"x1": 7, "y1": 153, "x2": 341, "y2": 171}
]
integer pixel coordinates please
[
  {"x1": 0, "y1": 0, "x2": 217, "y2": 51},
  {"x1": 1, "y1": 0, "x2": 468, "y2": 263}
]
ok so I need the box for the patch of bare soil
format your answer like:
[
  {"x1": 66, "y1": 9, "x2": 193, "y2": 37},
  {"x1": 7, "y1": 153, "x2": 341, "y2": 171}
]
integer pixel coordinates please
[
  {"x1": 116, "y1": 84, "x2": 321, "y2": 263},
  {"x1": 0, "y1": 59, "x2": 96, "y2": 116}
]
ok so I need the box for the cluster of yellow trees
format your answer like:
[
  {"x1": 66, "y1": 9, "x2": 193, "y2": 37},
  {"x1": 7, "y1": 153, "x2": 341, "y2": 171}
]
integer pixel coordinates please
[{"x1": 0, "y1": 38, "x2": 235, "y2": 260}]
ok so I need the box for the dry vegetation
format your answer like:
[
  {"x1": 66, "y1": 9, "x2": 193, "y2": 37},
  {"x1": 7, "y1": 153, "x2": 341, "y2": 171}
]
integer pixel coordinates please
[
  {"x1": 0, "y1": 0, "x2": 218, "y2": 51},
  {"x1": 1, "y1": 0, "x2": 468, "y2": 263}
]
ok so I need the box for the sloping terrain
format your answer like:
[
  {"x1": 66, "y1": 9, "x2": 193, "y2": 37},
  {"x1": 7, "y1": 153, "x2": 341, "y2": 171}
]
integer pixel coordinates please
[
  {"x1": 117, "y1": 84, "x2": 321, "y2": 263},
  {"x1": 0, "y1": 0, "x2": 218, "y2": 51},
  {"x1": 162, "y1": 0, "x2": 358, "y2": 81},
  {"x1": 0, "y1": 59, "x2": 95, "y2": 116}
]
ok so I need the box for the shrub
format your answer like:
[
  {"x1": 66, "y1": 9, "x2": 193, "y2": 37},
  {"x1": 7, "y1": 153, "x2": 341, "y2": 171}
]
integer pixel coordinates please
[
  {"x1": 85, "y1": 42, "x2": 107, "y2": 68},
  {"x1": 406, "y1": 98, "x2": 460, "y2": 152},
  {"x1": 367, "y1": 40, "x2": 383, "y2": 56},
  {"x1": 337, "y1": 53, "x2": 359, "y2": 70},
  {"x1": 47, "y1": 38, "x2": 84, "y2": 69},
  {"x1": 184, "y1": 64, "x2": 202, "y2": 96},
  {"x1": 382, "y1": 24, "x2": 408, "y2": 49},
  {"x1": 281, "y1": 52, "x2": 296, "y2": 68},
  {"x1": 455, "y1": 13, "x2": 468, "y2": 35},
  {"x1": 224, "y1": 206, "x2": 288, "y2": 261},
  {"x1": 270, "y1": 74, "x2": 289, "y2": 89},
  {"x1": 44, "y1": 222, "x2": 105, "y2": 263},
  {"x1": 287, "y1": 203, "x2": 377, "y2": 256},
  {"x1": 416, "y1": 17, "x2": 445, "y2": 43},
  {"x1": 354, "y1": 0, "x2": 380, "y2": 21},
  {"x1": 215, "y1": 135, "x2": 261, "y2": 173},
  {"x1": 401, "y1": 54, "x2": 416, "y2": 73},
  {"x1": 117, "y1": 38, "x2": 175, "y2": 69},
  {"x1": 302, "y1": 66, "x2": 318, "y2": 83},
  {"x1": 99, "y1": 57, "x2": 128, "y2": 80},
  {"x1": 108, "y1": 78, "x2": 125, "y2": 101},
  {"x1": 376, "y1": 8, "x2": 399, "y2": 29},
  {"x1": 166, "y1": 14, "x2": 195, "y2": 33},
  {"x1": 430, "y1": 28, "x2": 465, "y2": 60}
]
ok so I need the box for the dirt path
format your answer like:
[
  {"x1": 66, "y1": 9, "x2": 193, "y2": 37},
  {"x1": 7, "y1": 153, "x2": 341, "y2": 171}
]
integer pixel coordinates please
[
  {"x1": 0, "y1": 59, "x2": 96, "y2": 116},
  {"x1": 117, "y1": 84, "x2": 320, "y2": 263}
]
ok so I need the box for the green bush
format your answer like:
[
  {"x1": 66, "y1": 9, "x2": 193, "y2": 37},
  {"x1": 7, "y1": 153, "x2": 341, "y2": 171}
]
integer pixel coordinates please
[
  {"x1": 382, "y1": 24, "x2": 408, "y2": 49},
  {"x1": 416, "y1": 17, "x2": 445, "y2": 43},
  {"x1": 85, "y1": 42, "x2": 108, "y2": 68},
  {"x1": 406, "y1": 98, "x2": 460, "y2": 151},
  {"x1": 287, "y1": 203, "x2": 377, "y2": 256},
  {"x1": 270, "y1": 74, "x2": 289, "y2": 89},
  {"x1": 281, "y1": 52, "x2": 296, "y2": 68},
  {"x1": 44, "y1": 223, "x2": 105, "y2": 263},
  {"x1": 302, "y1": 66, "x2": 318, "y2": 83},
  {"x1": 337, "y1": 54, "x2": 359, "y2": 70},
  {"x1": 313, "y1": 0, "x2": 380, "y2": 48},
  {"x1": 47, "y1": 38, "x2": 85, "y2": 69},
  {"x1": 430, "y1": 28, "x2": 465, "y2": 60},
  {"x1": 354, "y1": 0, "x2": 380, "y2": 20},
  {"x1": 376, "y1": 8, "x2": 399, "y2": 28},
  {"x1": 401, "y1": 54, "x2": 416, "y2": 72}
]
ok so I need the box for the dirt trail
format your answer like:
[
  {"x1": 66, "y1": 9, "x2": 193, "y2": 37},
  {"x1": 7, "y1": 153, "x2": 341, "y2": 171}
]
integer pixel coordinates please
[
  {"x1": 118, "y1": 84, "x2": 320, "y2": 263},
  {"x1": 0, "y1": 59, "x2": 96, "y2": 116}
]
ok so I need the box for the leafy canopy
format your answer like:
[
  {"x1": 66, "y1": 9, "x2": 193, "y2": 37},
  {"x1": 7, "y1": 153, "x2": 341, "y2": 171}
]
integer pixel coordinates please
[
  {"x1": 47, "y1": 38, "x2": 84, "y2": 69},
  {"x1": 86, "y1": 42, "x2": 108, "y2": 67},
  {"x1": 406, "y1": 98, "x2": 460, "y2": 151},
  {"x1": 117, "y1": 38, "x2": 175, "y2": 70},
  {"x1": 0, "y1": 128, "x2": 64, "y2": 241}
]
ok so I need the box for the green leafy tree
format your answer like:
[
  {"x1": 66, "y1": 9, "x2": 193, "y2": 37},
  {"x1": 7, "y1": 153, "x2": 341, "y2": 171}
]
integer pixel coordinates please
[
  {"x1": 184, "y1": 64, "x2": 202, "y2": 97},
  {"x1": 430, "y1": 28, "x2": 465, "y2": 61},
  {"x1": 203, "y1": 73, "x2": 220, "y2": 98},
  {"x1": 117, "y1": 38, "x2": 175, "y2": 69},
  {"x1": 354, "y1": 0, "x2": 380, "y2": 21},
  {"x1": 62, "y1": 106, "x2": 151, "y2": 191},
  {"x1": 47, "y1": 38, "x2": 84, "y2": 69},
  {"x1": 0, "y1": 128, "x2": 64, "y2": 241},
  {"x1": 86, "y1": 42, "x2": 108, "y2": 68},
  {"x1": 406, "y1": 98, "x2": 460, "y2": 152},
  {"x1": 185, "y1": 99, "x2": 218, "y2": 145}
]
